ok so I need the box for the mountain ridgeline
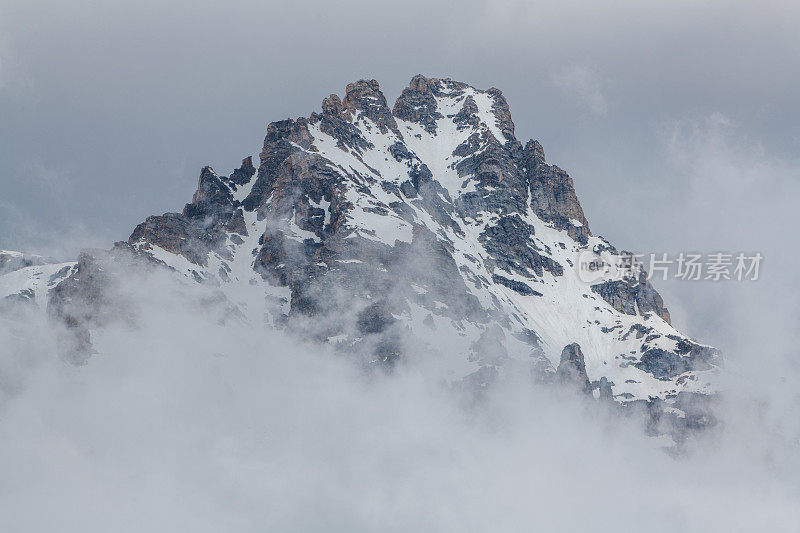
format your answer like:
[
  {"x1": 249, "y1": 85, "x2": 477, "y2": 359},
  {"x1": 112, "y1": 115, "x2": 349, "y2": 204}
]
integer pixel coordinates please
[{"x1": 1, "y1": 76, "x2": 720, "y2": 441}]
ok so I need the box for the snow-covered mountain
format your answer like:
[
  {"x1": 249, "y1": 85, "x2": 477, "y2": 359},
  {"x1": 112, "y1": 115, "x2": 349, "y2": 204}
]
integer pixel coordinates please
[
  {"x1": 0, "y1": 250, "x2": 74, "y2": 307},
  {"x1": 1, "y1": 76, "x2": 719, "y2": 437}
]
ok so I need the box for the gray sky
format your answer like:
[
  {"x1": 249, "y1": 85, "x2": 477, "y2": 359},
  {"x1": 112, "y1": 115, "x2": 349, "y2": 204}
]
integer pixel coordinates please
[{"x1": 2, "y1": 0, "x2": 799, "y2": 347}]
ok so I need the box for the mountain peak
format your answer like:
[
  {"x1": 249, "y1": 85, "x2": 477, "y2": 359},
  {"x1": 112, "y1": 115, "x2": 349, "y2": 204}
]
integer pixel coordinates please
[
  {"x1": 343, "y1": 78, "x2": 385, "y2": 107},
  {"x1": 342, "y1": 78, "x2": 399, "y2": 135},
  {"x1": 392, "y1": 75, "x2": 444, "y2": 134},
  {"x1": 2, "y1": 76, "x2": 720, "y2": 440},
  {"x1": 527, "y1": 139, "x2": 546, "y2": 162}
]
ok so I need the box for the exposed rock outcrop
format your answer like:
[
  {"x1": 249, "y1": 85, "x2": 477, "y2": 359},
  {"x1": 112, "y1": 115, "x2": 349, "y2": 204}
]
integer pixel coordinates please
[
  {"x1": 393, "y1": 74, "x2": 443, "y2": 134},
  {"x1": 524, "y1": 141, "x2": 590, "y2": 245},
  {"x1": 591, "y1": 270, "x2": 671, "y2": 324},
  {"x1": 555, "y1": 343, "x2": 592, "y2": 393}
]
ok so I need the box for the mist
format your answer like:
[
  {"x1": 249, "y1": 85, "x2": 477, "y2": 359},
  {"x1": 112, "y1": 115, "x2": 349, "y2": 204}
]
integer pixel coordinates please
[{"x1": 0, "y1": 258, "x2": 798, "y2": 531}]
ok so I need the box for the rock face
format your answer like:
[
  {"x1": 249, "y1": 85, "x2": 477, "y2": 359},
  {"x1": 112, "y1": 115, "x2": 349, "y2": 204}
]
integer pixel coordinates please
[
  {"x1": 591, "y1": 274, "x2": 672, "y2": 324},
  {"x1": 555, "y1": 343, "x2": 591, "y2": 393},
  {"x1": 1, "y1": 75, "x2": 720, "y2": 432}
]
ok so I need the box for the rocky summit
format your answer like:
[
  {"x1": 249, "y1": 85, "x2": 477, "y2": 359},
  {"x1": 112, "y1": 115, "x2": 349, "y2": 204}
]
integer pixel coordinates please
[{"x1": 1, "y1": 76, "x2": 720, "y2": 440}]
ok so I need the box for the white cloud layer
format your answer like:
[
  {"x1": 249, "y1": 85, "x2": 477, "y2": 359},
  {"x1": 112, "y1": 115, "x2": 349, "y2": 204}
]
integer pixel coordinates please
[{"x1": 1, "y1": 268, "x2": 799, "y2": 531}]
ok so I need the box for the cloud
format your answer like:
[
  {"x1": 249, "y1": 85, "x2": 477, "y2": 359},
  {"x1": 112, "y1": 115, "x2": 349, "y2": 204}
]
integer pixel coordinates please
[
  {"x1": 657, "y1": 108, "x2": 800, "y2": 361},
  {"x1": 662, "y1": 112, "x2": 797, "y2": 203},
  {"x1": 1, "y1": 261, "x2": 799, "y2": 531}
]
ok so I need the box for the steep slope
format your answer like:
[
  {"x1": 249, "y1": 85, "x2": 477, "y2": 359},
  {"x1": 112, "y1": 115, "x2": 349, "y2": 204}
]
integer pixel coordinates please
[{"x1": 2, "y1": 76, "x2": 720, "y2": 432}]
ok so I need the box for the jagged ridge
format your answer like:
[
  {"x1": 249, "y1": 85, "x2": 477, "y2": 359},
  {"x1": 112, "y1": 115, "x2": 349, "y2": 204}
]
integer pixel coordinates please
[{"x1": 1, "y1": 76, "x2": 720, "y2": 440}]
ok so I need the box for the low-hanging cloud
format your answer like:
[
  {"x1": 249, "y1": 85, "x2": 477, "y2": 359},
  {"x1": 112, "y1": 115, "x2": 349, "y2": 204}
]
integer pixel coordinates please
[{"x1": 0, "y1": 262, "x2": 799, "y2": 532}]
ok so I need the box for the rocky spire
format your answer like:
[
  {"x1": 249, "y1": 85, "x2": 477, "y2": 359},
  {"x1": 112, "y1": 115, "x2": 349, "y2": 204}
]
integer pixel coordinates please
[
  {"x1": 555, "y1": 343, "x2": 591, "y2": 393},
  {"x1": 228, "y1": 156, "x2": 256, "y2": 186},
  {"x1": 486, "y1": 87, "x2": 515, "y2": 141},
  {"x1": 184, "y1": 166, "x2": 233, "y2": 222},
  {"x1": 321, "y1": 94, "x2": 351, "y2": 121},
  {"x1": 342, "y1": 79, "x2": 399, "y2": 135},
  {"x1": 529, "y1": 140, "x2": 546, "y2": 162},
  {"x1": 524, "y1": 140, "x2": 591, "y2": 244},
  {"x1": 392, "y1": 74, "x2": 443, "y2": 134},
  {"x1": 317, "y1": 90, "x2": 371, "y2": 153},
  {"x1": 452, "y1": 95, "x2": 480, "y2": 130}
]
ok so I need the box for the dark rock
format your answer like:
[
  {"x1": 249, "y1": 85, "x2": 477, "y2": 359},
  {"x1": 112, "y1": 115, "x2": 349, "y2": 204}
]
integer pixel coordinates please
[
  {"x1": 388, "y1": 141, "x2": 413, "y2": 162},
  {"x1": 392, "y1": 74, "x2": 444, "y2": 134},
  {"x1": 591, "y1": 271, "x2": 671, "y2": 324},
  {"x1": 2, "y1": 289, "x2": 36, "y2": 308},
  {"x1": 227, "y1": 156, "x2": 256, "y2": 187},
  {"x1": 480, "y1": 215, "x2": 563, "y2": 278},
  {"x1": 183, "y1": 166, "x2": 234, "y2": 224},
  {"x1": 399, "y1": 180, "x2": 417, "y2": 198},
  {"x1": 635, "y1": 349, "x2": 689, "y2": 380},
  {"x1": 620, "y1": 323, "x2": 650, "y2": 340},
  {"x1": 492, "y1": 274, "x2": 542, "y2": 296},
  {"x1": 242, "y1": 118, "x2": 317, "y2": 213},
  {"x1": 598, "y1": 376, "x2": 614, "y2": 402},
  {"x1": 486, "y1": 87, "x2": 514, "y2": 141},
  {"x1": 529, "y1": 140, "x2": 546, "y2": 162},
  {"x1": 452, "y1": 95, "x2": 480, "y2": 130},
  {"x1": 129, "y1": 212, "x2": 226, "y2": 266},
  {"x1": 524, "y1": 142, "x2": 590, "y2": 244},
  {"x1": 555, "y1": 343, "x2": 591, "y2": 393},
  {"x1": 342, "y1": 79, "x2": 400, "y2": 136},
  {"x1": 357, "y1": 301, "x2": 396, "y2": 335}
]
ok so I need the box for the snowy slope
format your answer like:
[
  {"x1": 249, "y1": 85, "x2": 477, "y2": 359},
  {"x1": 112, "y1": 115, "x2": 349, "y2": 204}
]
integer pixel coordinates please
[{"x1": 0, "y1": 258, "x2": 75, "y2": 308}]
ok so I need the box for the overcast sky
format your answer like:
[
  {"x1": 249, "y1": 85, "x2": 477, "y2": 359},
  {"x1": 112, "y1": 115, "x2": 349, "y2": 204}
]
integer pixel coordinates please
[{"x1": 2, "y1": 0, "x2": 799, "y2": 349}]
